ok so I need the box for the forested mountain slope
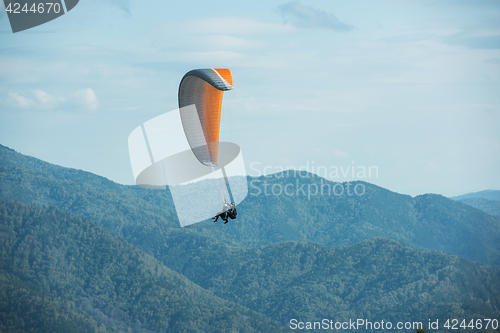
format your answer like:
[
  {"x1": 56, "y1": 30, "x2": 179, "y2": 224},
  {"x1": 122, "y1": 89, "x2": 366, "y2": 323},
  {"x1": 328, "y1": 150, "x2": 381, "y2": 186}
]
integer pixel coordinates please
[
  {"x1": 0, "y1": 200, "x2": 289, "y2": 333},
  {"x1": 1, "y1": 142, "x2": 499, "y2": 265}
]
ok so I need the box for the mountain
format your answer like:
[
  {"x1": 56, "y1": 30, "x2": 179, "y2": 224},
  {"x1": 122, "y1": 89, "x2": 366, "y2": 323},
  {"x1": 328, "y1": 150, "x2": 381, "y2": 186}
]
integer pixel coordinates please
[
  {"x1": 0, "y1": 270, "x2": 115, "y2": 333},
  {"x1": 0, "y1": 200, "x2": 289, "y2": 333},
  {"x1": 455, "y1": 197, "x2": 500, "y2": 218},
  {"x1": 1, "y1": 143, "x2": 500, "y2": 331},
  {"x1": 1, "y1": 143, "x2": 499, "y2": 265},
  {"x1": 451, "y1": 190, "x2": 500, "y2": 218},
  {"x1": 1, "y1": 202, "x2": 498, "y2": 332},
  {"x1": 452, "y1": 190, "x2": 500, "y2": 202},
  {"x1": 131, "y1": 231, "x2": 500, "y2": 328},
  {"x1": 217, "y1": 175, "x2": 500, "y2": 265}
]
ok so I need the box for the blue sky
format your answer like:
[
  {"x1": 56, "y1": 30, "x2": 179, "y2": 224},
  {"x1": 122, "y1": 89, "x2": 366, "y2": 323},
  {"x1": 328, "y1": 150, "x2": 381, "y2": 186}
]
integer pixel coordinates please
[{"x1": 0, "y1": 0, "x2": 499, "y2": 196}]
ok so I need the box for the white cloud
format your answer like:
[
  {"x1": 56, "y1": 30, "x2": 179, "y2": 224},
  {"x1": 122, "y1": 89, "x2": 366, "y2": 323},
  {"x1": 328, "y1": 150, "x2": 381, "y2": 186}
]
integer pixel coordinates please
[
  {"x1": 73, "y1": 88, "x2": 99, "y2": 111},
  {"x1": 5, "y1": 89, "x2": 100, "y2": 111},
  {"x1": 33, "y1": 90, "x2": 65, "y2": 109},
  {"x1": 5, "y1": 90, "x2": 66, "y2": 109},
  {"x1": 7, "y1": 92, "x2": 35, "y2": 108},
  {"x1": 277, "y1": 1, "x2": 354, "y2": 31}
]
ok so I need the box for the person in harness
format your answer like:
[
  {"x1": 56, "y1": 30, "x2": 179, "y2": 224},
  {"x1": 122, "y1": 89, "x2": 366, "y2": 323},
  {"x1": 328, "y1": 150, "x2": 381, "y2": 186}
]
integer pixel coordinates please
[{"x1": 213, "y1": 202, "x2": 237, "y2": 224}]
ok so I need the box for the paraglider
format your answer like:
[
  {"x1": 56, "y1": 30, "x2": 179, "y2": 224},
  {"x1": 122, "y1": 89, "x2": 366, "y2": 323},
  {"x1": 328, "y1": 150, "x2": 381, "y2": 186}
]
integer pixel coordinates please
[
  {"x1": 212, "y1": 202, "x2": 237, "y2": 223},
  {"x1": 128, "y1": 67, "x2": 248, "y2": 227},
  {"x1": 178, "y1": 68, "x2": 238, "y2": 223}
]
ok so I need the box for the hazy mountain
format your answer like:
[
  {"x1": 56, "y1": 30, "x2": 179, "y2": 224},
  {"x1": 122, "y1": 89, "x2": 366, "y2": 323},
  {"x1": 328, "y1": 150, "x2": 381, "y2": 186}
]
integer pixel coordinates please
[
  {"x1": 0, "y1": 200, "x2": 289, "y2": 333},
  {"x1": 454, "y1": 197, "x2": 500, "y2": 218},
  {"x1": 451, "y1": 190, "x2": 500, "y2": 202},
  {"x1": 451, "y1": 190, "x2": 500, "y2": 219},
  {"x1": 1, "y1": 143, "x2": 499, "y2": 331},
  {"x1": 130, "y1": 229, "x2": 500, "y2": 328},
  {"x1": 1, "y1": 202, "x2": 498, "y2": 332},
  {"x1": 216, "y1": 174, "x2": 500, "y2": 265},
  {"x1": 1, "y1": 143, "x2": 499, "y2": 265}
]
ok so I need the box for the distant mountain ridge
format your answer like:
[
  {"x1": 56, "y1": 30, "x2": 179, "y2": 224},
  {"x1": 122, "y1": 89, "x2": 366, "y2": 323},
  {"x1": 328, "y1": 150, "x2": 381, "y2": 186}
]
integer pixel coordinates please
[
  {"x1": 451, "y1": 189, "x2": 500, "y2": 201},
  {"x1": 0, "y1": 144, "x2": 127, "y2": 194},
  {"x1": 131, "y1": 229, "x2": 500, "y2": 327},
  {"x1": 0, "y1": 143, "x2": 499, "y2": 331},
  {"x1": 456, "y1": 197, "x2": 500, "y2": 218},
  {"x1": 1, "y1": 201, "x2": 498, "y2": 331},
  {"x1": 1, "y1": 143, "x2": 499, "y2": 265},
  {"x1": 450, "y1": 189, "x2": 500, "y2": 218}
]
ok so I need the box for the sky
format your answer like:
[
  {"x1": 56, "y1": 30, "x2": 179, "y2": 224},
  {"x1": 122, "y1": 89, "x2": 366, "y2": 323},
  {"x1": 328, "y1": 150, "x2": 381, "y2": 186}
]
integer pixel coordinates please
[{"x1": 0, "y1": 0, "x2": 499, "y2": 197}]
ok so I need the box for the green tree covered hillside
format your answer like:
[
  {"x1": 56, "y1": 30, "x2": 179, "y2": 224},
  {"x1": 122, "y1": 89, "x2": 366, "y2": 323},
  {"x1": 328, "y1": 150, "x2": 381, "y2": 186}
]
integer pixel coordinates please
[
  {"x1": 0, "y1": 200, "x2": 289, "y2": 333},
  {"x1": 1, "y1": 144, "x2": 499, "y2": 265}
]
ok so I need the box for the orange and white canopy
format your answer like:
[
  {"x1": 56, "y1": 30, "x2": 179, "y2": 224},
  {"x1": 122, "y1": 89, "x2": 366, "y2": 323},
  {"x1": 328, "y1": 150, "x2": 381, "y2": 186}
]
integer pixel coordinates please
[{"x1": 178, "y1": 68, "x2": 233, "y2": 167}]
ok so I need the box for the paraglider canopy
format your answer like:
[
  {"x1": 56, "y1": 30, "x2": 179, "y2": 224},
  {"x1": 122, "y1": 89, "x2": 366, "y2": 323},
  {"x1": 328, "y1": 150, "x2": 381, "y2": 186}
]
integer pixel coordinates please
[{"x1": 178, "y1": 68, "x2": 233, "y2": 167}]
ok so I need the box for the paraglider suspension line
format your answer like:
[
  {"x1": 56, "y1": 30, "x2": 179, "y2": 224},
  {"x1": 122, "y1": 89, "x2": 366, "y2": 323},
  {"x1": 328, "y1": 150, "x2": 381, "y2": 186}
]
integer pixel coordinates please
[{"x1": 211, "y1": 164, "x2": 235, "y2": 206}]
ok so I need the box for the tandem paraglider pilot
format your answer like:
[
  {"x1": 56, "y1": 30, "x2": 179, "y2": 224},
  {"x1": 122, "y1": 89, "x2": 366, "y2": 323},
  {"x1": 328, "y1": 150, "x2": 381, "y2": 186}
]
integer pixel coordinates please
[{"x1": 213, "y1": 202, "x2": 237, "y2": 224}]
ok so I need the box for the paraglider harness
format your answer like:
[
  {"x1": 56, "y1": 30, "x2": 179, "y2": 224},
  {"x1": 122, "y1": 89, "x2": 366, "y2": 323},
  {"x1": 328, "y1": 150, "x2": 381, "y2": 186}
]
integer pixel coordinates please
[{"x1": 213, "y1": 201, "x2": 237, "y2": 224}]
